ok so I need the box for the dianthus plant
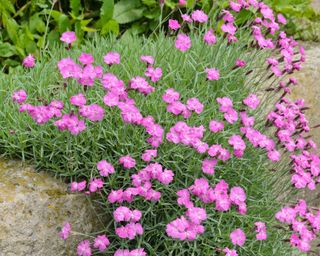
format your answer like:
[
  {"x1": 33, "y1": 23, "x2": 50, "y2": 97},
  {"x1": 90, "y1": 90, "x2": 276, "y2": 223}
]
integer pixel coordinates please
[{"x1": 1, "y1": 0, "x2": 319, "y2": 255}]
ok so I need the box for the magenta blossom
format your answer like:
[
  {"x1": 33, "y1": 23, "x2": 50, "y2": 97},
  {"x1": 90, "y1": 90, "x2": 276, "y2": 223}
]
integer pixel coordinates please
[
  {"x1": 77, "y1": 240, "x2": 91, "y2": 256},
  {"x1": 119, "y1": 155, "x2": 136, "y2": 169},
  {"x1": 209, "y1": 120, "x2": 224, "y2": 133},
  {"x1": 243, "y1": 94, "x2": 260, "y2": 109},
  {"x1": 145, "y1": 67, "x2": 162, "y2": 82},
  {"x1": 70, "y1": 93, "x2": 86, "y2": 107},
  {"x1": 191, "y1": 10, "x2": 208, "y2": 23},
  {"x1": 97, "y1": 160, "x2": 115, "y2": 177},
  {"x1": 141, "y1": 149, "x2": 157, "y2": 162},
  {"x1": 59, "y1": 222, "x2": 71, "y2": 240},
  {"x1": 175, "y1": 34, "x2": 191, "y2": 52},
  {"x1": 93, "y1": 235, "x2": 110, "y2": 252},
  {"x1": 169, "y1": 19, "x2": 181, "y2": 30},
  {"x1": 223, "y1": 248, "x2": 238, "y2": 256},
  {"x1": 60, "y1": 31, "x2": 76, "y2": 45},
  {"x1": 206, "y1": 68, "x2": 220, "y2": 81},
  {"x1": 78, "y1": 53, "x2": 94, "y2": 65},
  {"x1": 181, "y1": 14, "x2": 192, "y2": 23},
  {"x1": 22, "y1": 54, "x2": 35, "y2": 68},
  {"x1": 140, "y1": 55, "x2": 154, "y2": 65},
  {"x1": 203, "y1": 29, "x2": 216, "y2": 45},
  {"x1": 103, "y1": 52, "x2": 120, "y2": 65},
  {"x1": 12, "y1": 89, "x2": 27, "y2": 104},
  {"x1": 230, "y1": 228, "x2": 246, "y2": 247},
  {"x1": 89, "y1": 178, "x2": 104, "y2": 193},
  {"x1": 202, "y1": 158, "x2": 217, "y2": 175}
]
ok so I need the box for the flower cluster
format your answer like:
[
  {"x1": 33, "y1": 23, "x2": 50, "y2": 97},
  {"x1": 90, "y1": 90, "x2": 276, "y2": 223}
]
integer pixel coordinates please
[
  {"x1": 254, "y1": 221, "x2": 267, "y2": 240},
  {"x1": 114, "y1": 207, "x2": 144, "y2": 240},
  {"x1": 276, "y1": 200, "x2": 320, "y2": 252},
  {"x1": 166, "y1": 122, "x2": 208, "y2": 154},
  {"x1": 108, "y1": 162, "x2": 174, "y2": 204},
  {"x1": 114, "y1": 248, "x2": 147, "y2": 256},
  {"x1": 163, "y1": 88, "x2": 204, "y2": 118},
  {"x1": 267, "y1": 98, "x2": 320, "y2": 189}
]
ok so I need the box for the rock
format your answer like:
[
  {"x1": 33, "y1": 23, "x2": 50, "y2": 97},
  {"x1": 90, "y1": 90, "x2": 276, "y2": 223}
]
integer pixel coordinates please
[
  {"x1": 0, "y1": 160, "x2": 102, "y2": 256},
  {"x1": 312, "y1": 0, "x2": 320, "y2": 12},
  {"x1": 291, "y1": 42, "x2": 320, "y2": 145}
]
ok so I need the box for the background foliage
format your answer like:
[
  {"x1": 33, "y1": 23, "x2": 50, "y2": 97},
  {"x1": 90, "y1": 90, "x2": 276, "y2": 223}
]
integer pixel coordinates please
[{"x1": 0, "y1": 0, "x2": 319, "y2": 72}]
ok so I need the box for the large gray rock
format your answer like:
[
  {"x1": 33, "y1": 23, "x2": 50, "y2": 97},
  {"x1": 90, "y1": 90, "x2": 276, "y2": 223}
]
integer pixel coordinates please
[
  {"x1": 291, "y1": 42, "x2": 320, "y2": 145},
  {"x1": 0, "y1": 160, "x2": 102, "y2": 256}
]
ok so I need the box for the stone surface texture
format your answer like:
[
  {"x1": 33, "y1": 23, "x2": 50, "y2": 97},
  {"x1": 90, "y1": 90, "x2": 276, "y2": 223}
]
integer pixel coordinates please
[
  {"x1": 291, "y1": 42, "x2": 320, "y2": 145},
  {"x1": 0, "y1": 160, "x2": 102, "y2": 256}
]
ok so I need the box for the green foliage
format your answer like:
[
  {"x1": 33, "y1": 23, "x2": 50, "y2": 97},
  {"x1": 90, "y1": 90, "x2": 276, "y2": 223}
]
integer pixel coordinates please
[
  {"x1": 0, "y1": 32, "x2": 295, "y2": 255},
  {"x1": 0, "y1": 0, "x2": 319, "y2": 72},
  {"x1": 266, "y1": 0, "x2": 320, "y2": 41}
]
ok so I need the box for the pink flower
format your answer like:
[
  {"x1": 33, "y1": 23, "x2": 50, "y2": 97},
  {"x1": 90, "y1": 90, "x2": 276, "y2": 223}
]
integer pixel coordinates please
[
  {"x1": 79, "y1": 104, "x2": 105, "y2": 122},
  {"x1": 158, "y1": 169, "x2": 174, "y2": 185},
  {"x1": 202, "y1": 158, "x2": 217, "y2": 175},
  {"x1": 70, "y1": 180, "x2": 87, "y2": 192},
  {"x1": 206, "y1": 68, "x2": 220, "y2": 81},
  {"x1": 221, "y1": 23, "x2": 236, "y2": 35},
  {"x1": 209, "y1": 120, "x2": 224, "y2": 133},
  {"x1": 89, "y1": 178, "x2": 104, "y2": 192},
  {"x1": 191, "y1": 10, "x2": 208, "y2": 23},
  {"x1": 59, "y1": 222, "x2": 71, "y2": 240},
  {"x1": 115, "y1": 223, "x2": 144, "y2": 240},
  {"x1": 230, "y1": 187, "x2": 246, "y2": 205},
  {"x1": 108, "y1": 189, "x2": 124, "y2": 203},
  {"x1": 186, "y1": 98, "x2": 204, "y2": 114},
  {"x1": 22, "y1": 54, "x2": 35, "y2": 68},
  {"x1": 230, "y1": 228, "x2": 246, "y2": 247},
  {"x1": 114, "y1": 249, "x2": 131, "y2": 256},
  {"x1": 228, "y1": 135, "x2": 246, "y2": 151},
  {"x1": 224, "y1": 108, "x2": 238, "y2": 124},
  {"x1": 141, "y1": 149, "x2": 157, "y2": 162},
  {"x1": 119, "y1": 155, "x2": 136, "y2": 169},
  {"x1": 267, "y1": 150, "x2": 280, "y2": 162},
  {"x1": 77, "y1": 240, "x2": 91, "y2": 256},
  {"x1": 179, "y1": 0, "x2": 187, "y2": 5},
  {"x1": 243, "y1": 94, "x2": 260, "y2": 109},
  {"x1": 230, "y1": 1, "x2": 242, "y2": 12},
  {"x1": 186, "y1": 207, "x2": 207, "y2": 224},
  {"x1": 12, "y1": 90, "x2": 27, "y2": 104},
  {"x1": 223, "y1": 248, "x2": 238, "y2": 256},
  {"x1": 175, "y1": 34, "x2": 191, "y2": 52},
  {"x1": 162, "y1": 88, "x2": 180, "y2": 103},
  {"x1": 93, "y1": 235, "x2": 110, "y2": 252},
  {"x1": 277, "y1": 14, "x2": 287, "y2": 25},
  {"x1": 97, "y1": 160, "x2": 115, "y2": 177},
  {"x1": 254, "y1": 222, "x2": 267, "y2": 241},
  {"x1": 70, "y1": 93, "x2": 86, "y2": 107},
  {"x1": 103, "y1": 52, "x2": 120, "y2": 65},
  {"x1": 60, "y1": 31, "x2": 76, "y2": 45},
  {"x1": 203, "y1": 29, "x2": 216, "y2": 45},
  {"x1": 140, "y1": 55, "x2": 154, "y2": 65},
  {"x1": 78, "y1": 53, "x2": 94, "y2": 65},
  {"x1": 169, "y1": 19, "x2": 181, "y2": 30},
  {"x1": 181, "y1": 14, "x2": 192, "y2": 23},
  {"x1": 145, "y1": 67, "x2": 162, "y2": 82},
  {"x1": 236, "y1": 59, "x2": 246, "y2": 67},
  {"x1": 129, "y1": 76, "x2": 155, "y2": 95},
  {"x1": 130, "y1": 248, "x2": 147, "y2": 256}
]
